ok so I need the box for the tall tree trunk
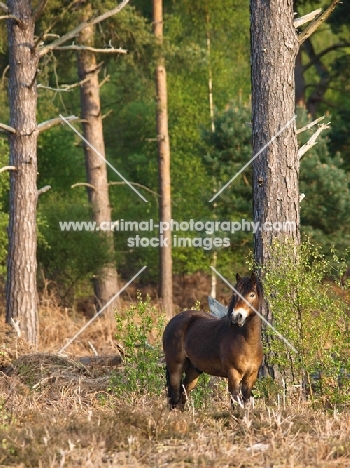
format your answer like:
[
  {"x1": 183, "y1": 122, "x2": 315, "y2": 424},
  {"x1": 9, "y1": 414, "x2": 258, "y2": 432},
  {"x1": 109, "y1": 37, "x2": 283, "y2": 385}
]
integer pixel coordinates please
[
  {"x1": 6, "y1": 1, "x2": 39, "y2": 345},
  {"x1": 78, "y1": 5, "x2": 120, "y2": 320},
  {"x1": 206, "y1": 12, "x2": 218, "y2": 300},
  {"x1": 250, "y1": 0, "x2": 300, "y2": 378},
  {"x1": 153, "y1": 0, "x2": 173, "y2": 319}
]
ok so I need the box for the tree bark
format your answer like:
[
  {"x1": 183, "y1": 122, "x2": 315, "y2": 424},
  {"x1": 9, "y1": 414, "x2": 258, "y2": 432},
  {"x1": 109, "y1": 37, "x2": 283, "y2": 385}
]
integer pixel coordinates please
[
  {"x1": 78, "y1": 5, "x2": 120, "y2": 320},
  {"x1": 6, "y1": 0, "x2": 39, "y2": 345},
  {"x1": 250, "y1": 0, "x2": 300, "y2": 378},
  {"x1": 295, "y1": 49, "x2": 305, "y2": 107},
  {"x1": 153, "y1": 0, "x2": 173, "y2": 319}
]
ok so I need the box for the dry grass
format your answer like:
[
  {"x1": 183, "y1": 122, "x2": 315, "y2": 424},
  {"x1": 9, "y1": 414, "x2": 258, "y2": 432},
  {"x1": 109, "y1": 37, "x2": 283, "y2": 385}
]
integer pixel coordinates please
[
  {"x1": 0, "y1": 297, "x2": 349, "y2": 467},
  {"x1": 0, "y1": 367, "x2": 350, "y2": 467}
]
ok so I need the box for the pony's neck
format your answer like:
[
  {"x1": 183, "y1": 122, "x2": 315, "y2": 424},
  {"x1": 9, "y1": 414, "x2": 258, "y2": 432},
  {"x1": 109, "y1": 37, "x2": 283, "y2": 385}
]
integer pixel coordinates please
[{"x1": 242, "y1": 313, "x2": 261, "y2": 344}]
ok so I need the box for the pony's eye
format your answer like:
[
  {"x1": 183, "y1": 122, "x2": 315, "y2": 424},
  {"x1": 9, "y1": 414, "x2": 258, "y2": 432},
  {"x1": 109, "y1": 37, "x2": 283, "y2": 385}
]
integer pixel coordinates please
[{"x1": 249, "y1": 293, "x2": 255, "y2": 298}]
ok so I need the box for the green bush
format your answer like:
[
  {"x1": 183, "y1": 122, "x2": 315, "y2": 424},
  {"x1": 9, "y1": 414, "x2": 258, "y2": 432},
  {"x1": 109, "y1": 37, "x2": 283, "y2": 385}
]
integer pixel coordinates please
[
  {"x1": 110, "y1": 292, "x2": 165, "y2": 399},
  {"x1": 261, "y1": 239, "x2": 350, "y2": 406}
]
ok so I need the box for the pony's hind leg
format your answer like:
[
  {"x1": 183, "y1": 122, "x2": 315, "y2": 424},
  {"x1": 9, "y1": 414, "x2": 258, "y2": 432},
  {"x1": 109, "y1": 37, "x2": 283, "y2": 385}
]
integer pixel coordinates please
[{"x1": 166, "y1": 364, "x2": 185, "y2": 409}]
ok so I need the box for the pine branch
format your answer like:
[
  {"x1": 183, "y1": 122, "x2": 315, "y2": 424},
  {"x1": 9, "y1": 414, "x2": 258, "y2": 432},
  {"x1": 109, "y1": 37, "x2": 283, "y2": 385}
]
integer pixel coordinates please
[
  {"x1": 37, "y1": 115, "x2": 81, "y2": 132},
  {"x1": 0, "y1": 14, "x2": 21, "y2": 21},
  {"x1": 298, "y1": 122, "x2": 331, "y2": 159},
  {"x1": 303, "y1": 42, "x2": 350, "y2": 72},
  {"x1": 298, "y1": 0, "x2": 341, "y2": 46},
  {"x1": 0, "y1": 3, "x2": 22, "y2": 24},
  {"x1": 54, "y1": 45, "x2": 127, "y2": 54},
  {"x1": 0, "y1": 122, "x2": 16, "y2": 134},
  {"x1": 91, "y1": 0, "x2": 130, "y2": 25},
  {"x1": 296, "y1": 116, "x2": 325, "y2": 134},
  {"x1": 34, "y1": 0, "x2": 77, "y2": 48},
  {"x1": 0, "y1": 165, "x2": 16, "y2": 173},
  {"x1": 33, "y1": 0, "x2": 49, "y2": 22},
  {"x1": 38, "y1": 77, "x2": 90, "y2": 92},
  {"x1": 39, "y1": 0, "x2": 130, "y2": 57},
  {"x1": 37, "y1": 185, "x2": 51, "y2": 195},
  {"x1": 108, "y1": 181, "x2": 160, "y2": 198},
  {"x1": 71, "y1": 182, "x2": 96, "y2": 190},
  {"x1": 294, "y1": 9, "x2": 322, "y2": 28}
]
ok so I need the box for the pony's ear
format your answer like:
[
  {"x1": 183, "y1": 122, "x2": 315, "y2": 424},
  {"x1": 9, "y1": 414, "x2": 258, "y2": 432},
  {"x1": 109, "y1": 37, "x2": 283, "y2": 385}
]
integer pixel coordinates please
[
  {"x1": 236, "y1": 273, "x2": 241, "y2": 282},
  {"x1": 250, "y1": 272, "x2": 257, "y2": 284}
]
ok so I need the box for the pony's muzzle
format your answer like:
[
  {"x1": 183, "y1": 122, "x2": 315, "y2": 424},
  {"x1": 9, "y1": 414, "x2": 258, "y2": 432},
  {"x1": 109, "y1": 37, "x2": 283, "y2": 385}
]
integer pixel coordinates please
[{"x1": 231, "y1": 308, "x2": 247, "y2": 327}]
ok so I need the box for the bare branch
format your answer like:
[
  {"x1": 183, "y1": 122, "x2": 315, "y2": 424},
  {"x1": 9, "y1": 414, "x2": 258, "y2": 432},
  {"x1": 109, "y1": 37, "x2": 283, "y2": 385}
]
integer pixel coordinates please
[
  {"x1": 0, "y1": 4, "x2": 22, "y2": 23},
  {"x1": 0, "y1": 165, "x2": 16, "y2": 174},
  {"x1": 88, "y1": 341, "x2": 98, "y2": 356},
  {"x1": 54, "y1": 45, "x2": 127, "y2": 54},
  {"x1": 38, "y1": 77, "x2": 90, "y2": 92},
  {"x1": 102, "y1": 109, "x2": 113, "y2": 120},
  {"x1": 1, "y1": 64, "x2": 9, "y2": 89},
  {"x1": 71, "y1": 182, "x2": 96, "y2": 190},
  {"x1": 298, "y1": 0, "x2": 341, "y2": 46},
  {"x1": 10, "y1": 318, "x2": 21, "y2": 337},
  {"x1": 37, "y1": 115, "x2": 81, "y2": 132},
  {"x1": 33, "y1": 0, "x2": 49, "y2": 22},
  {"x1": 296, "y1": 116, "x2": 325, "y2": 134},
  {"x1": 108, "y1": 181, "x2": 160, "y2": 198},
  {"x1": 38, "y1": 185, "x2": 51, "y2": 196},
  {"x1": 99, "y1": 75, "x2": 110, "y2": 88},
  {"x1": 91, "y1": 0, "x2": 130, "y2": 25},
  {"x1": 303, "y1": 42, "x2": 350, "y2": 72},
  {"x1": 0, "y1": 123, "x2": 16, "y2": 134},
  {"x1": 298, "y1": 123, "x2": 330, "y2": 159},
  {"x1": 294, "y1": 9, "x2": 322, "y2": 28},
  {"x1": 34, "y1": 0, "x2": 77, "y2": 48},
  {"x1": 39, "y1": 0, "x2": 130, "y2": 57},
  {"x1": 0, "y1": 14, "x2": 21, "y2": 21}
]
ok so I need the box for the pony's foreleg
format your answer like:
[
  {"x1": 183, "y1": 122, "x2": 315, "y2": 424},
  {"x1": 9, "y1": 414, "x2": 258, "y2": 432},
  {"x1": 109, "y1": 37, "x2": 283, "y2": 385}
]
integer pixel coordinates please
[
  {"x1": 228, "y1": 368, "x2": 243, "y2": 408},
  {"x1": 241, "y1": 370, "x2": 259, "y2": 404}
]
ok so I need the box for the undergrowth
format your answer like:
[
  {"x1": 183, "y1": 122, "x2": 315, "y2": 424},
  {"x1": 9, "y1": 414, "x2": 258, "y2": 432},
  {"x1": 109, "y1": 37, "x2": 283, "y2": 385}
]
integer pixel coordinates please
[
  {"x1": 259, "y1": 238, "x2": 350, "y2": 407},
  {"x1": 110, "y1": 292, "x2": 165, "y2": 399}
]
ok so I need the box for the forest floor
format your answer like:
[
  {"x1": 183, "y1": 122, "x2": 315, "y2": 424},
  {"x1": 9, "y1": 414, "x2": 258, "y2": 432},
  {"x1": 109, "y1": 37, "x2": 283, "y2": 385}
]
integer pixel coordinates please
[{"x1": 0, "y1": 278, "x2": 349, "y2": 467}]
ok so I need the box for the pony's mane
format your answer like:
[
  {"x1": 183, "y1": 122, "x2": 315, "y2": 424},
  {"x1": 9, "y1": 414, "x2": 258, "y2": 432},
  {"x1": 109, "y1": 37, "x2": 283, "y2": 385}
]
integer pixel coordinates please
[{"x1": 227, "y1": 274, "x2": 263, "y2": 317}]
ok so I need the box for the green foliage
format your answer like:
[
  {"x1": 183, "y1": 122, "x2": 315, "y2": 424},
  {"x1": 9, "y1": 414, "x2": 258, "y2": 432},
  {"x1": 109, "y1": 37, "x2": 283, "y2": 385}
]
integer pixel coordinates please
[
  {"x1": 189, "y1": 375, "x2": 228, "y2": 410},
  {"x1": 201, "y1": 101, "x2": 252, "y2": 219},
  {"x1": 297, "y1": 108, "x2": 350, "y2": 254},
  {"x1": 37, "y1": 194, "x2": 113, "y2": 300},
  {"x1": 262, "y1": 239, "x2": 350, "y2": 406},
  {"x1": 111, "y1": 293, "x2": 165, "y2": 399}
]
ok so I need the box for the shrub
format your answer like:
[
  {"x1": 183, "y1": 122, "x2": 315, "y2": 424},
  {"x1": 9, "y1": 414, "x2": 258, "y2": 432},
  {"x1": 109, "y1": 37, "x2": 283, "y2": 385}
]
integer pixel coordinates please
[
  {"x1": 261, "y1": 239, "x2": 350, "y2": 406},
  {"x1": 110, "y1": 292, "x2": 165, "y2": 399}
]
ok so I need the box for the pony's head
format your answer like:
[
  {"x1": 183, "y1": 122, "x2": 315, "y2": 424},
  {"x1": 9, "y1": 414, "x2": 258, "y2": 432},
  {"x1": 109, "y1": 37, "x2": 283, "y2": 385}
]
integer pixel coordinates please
[{"x1": 227, "y1": 272, "x2": 263, "y2": 327}]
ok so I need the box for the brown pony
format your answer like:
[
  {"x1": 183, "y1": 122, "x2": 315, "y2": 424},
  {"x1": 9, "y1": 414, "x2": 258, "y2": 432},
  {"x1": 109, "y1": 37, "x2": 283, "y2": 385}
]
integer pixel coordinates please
[{"x1": 163, "y1": 272, "x2": 263, "y2": 409}]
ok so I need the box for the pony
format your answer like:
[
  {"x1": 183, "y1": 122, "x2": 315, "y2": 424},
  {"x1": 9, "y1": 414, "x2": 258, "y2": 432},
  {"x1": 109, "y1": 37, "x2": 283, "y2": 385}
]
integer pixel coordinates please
[{"x1": 163, "y1": 272, "x2": 263, "y2": 409}]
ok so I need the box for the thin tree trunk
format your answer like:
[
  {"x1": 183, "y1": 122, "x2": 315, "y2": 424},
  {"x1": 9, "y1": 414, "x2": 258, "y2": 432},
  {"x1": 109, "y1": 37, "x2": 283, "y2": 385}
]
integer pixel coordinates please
[
  {"x1": 78, "y1": 5, "x2": 120, "y2": 320},
  {"x1": 250, "y1": 0, "x2": 300, "y2": 379},
  {"x1": 153, "y1": 0, "x2": 173, "y2": 319},
  {"x1": 6, "y1": 0, "x2": 39, "y2": 345},
  {"x1": 206, "y1": 12, "x2": 218, "y2": 300}
]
